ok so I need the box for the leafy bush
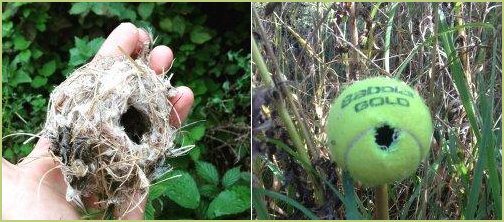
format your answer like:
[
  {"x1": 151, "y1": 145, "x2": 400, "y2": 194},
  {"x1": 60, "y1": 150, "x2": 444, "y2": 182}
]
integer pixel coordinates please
[{"x1": 2, "y1": 2, "x2": 250, "y2": 219}]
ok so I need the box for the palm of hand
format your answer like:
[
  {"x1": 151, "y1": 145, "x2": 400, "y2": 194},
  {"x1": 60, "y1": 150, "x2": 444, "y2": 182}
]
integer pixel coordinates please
[{"x1": 2, "y1": 139, "x2": 81, "y2": 219}]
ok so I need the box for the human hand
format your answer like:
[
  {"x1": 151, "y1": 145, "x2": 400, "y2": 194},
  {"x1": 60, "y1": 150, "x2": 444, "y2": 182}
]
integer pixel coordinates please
[{"x1": 1, "y1": 23, "x2": 194, "y2": 220}]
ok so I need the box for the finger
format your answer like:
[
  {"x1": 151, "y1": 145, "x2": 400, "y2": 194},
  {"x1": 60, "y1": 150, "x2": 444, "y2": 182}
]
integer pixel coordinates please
[
  {"x1": 134, "y1": 28, "x2": 151, "y2": 56},
  {"x1": 169, "y1": 86, "x2": 194, "y2": 127},
  {"x1": 2, "y1": 158, "x2": 17, "y2": 172},
  {"x1": 149, "y1": 45, "x2": 174, "y2": 74},
  {"x1": 94, "y1": 23, "x2": 139, "y2": 60},
  {"x1": 16, "y1": 138, "x2": 68, "y2": 192},
  {"x1": 19, "y1": 137, "x2": 53, "y2": 167},
  {"x1": 26, "y1": 137, "x2": 52, "y2": 157}
]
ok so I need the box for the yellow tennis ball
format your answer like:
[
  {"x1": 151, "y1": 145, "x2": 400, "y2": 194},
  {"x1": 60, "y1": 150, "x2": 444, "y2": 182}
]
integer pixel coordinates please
[{"x1": 326, "y1": 77, "x2": 433, "y2": 186}]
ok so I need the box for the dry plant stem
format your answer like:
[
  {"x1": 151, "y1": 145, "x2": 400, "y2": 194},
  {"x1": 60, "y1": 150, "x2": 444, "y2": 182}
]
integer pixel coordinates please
[
  {"x1": 331, "y1": 24, "x2": 389, "y2": 75},
  {"x1": 294, "y1": 2, "x2": 336, "y2": 64},
  {"x1": 314, "y1": 3, "x2": 327, "y2": 159},
  {"x1": 253, "y1": 8, "x2": 325, "y2": 205},
  {"x1": 280, "y1": 18, "x2": 338, "y2": 79},
  {"x1": 254, "y1": 9, "x2": 317, "y2": 162},
  {"x1": 252, "y1": 37, "x2": 324, "y2": 206},
  {"x1": 384, "y1": 3, "x2": 398, "y2": 74},
  {"x1": 280, "y1": 23, "x2": 322, "y2": 161},
  {"x1": 425, "y1": 5, "x2": 437, "y2": 217},
  {"x1": 454, "y1": 2, "x2": 472, "y2": 91},
  {"x1": 375, "y1": 184, "x2": 390, "y2": 220},
  {"x1": 348, "y1": 2, "x2": 359, "y2": 80},
  {"x1": 430, "y1": 3, "x2": 439, "y2": 106},
  {"x1": 365, "y1": 3, "x2": 380, "y2": 58}
]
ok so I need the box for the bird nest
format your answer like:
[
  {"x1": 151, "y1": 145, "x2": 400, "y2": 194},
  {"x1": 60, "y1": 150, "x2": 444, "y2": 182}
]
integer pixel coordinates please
[{"x1": 42, "y1": 49, "x2": 190, "y2": 217}]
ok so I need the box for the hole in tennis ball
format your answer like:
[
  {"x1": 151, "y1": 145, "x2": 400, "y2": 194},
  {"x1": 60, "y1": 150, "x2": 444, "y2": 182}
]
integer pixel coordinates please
[
  {"x1": 375, "y1": 124, "x2": 397, "y2": 151},
  {"x1": 120, "y1": 106, "x2": 151, "y2": 144}
]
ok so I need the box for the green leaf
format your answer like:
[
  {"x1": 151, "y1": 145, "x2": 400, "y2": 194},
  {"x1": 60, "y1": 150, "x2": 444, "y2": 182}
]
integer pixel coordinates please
[
  {"x1": 149, "y1": 181, "x2": 167, "y2": 200},
  {"x1": 252, "y1": 188, "x2": 270, "y2": 220},
  {"x1": 194, "y1": 66, "x2": 205, "y2": 76},
  {"x1": 138, "y1": 3, "x2": 155, "y2": 20},
  {"x1": 2, "y1": 21, "x2": 13, "y2": 37},
  {"x1": 190, "y1": 26, "x2": 212, "y2": 44},
  {"x1": 69, "y1": 2, "x2": 91, "y2": 15},
  {"x1": 190, "y1": 124, "x2": 206, "y2": 141},
  {"x1": 10, "y1": 70, "x2": 32, "y2": 86},
  {"x1": 39, "y1": 60, "x2": 56, "y2": 77},
  {"x1": 189, "y1": 145, "x2": 201, "y2": 161},
  {"x1": 30, "y1": 97, "x2": 47, "y2": 111},
  {"x1": 17, "y1": 143, "x2": 33, "y2": 156},
  {"x1": 74, "y1": 37, "x2": 89, "y2": 52},
  {"x1": 172, "y1": 16, "x2": 186, "y2": 36},
  {"x1": 191, "y1": 79, "x2": 208, "y2": 95},
  {"x1": 195, "y1": 161, "x2": 219, "y2": 185},
  {"x1": 16, "y1": 50, "x2": 31, "y2": 63},
  {"x1": 164, "y1": 170, "x2": 200, "y2": 209},
  {"x1": 206, "y1": 185, "x2": 251, "y2": 219},
  {"x1": 240, "y1": 172, "x2": 251, "y2": 183},
  {"x1": 180, "y1": 134, "x2": 195, "y2": 148},
  {"x1": 36, "y1": 23, "x2": 46, "y2": 32},
  {"x1": 221, "y1": 167, "x2": 241, "y2": 188},
  {"x1": 69, "y1": 37, "x2": 104, "y2": 67},
  {"x1": 13, "y1": 34, "x2": 30, "y2": 50},
  {"x1": 68, "y1": 48, "x2": 87, "y2": 67},
  {"x1": 87, "y1": 37, "x2": 105, "y2": 52},
  {"x1": 159, "y1": 18, "x2": 172, "y2": 32},
  {"x1": 194, "y1": 15, "x2": 207, "y2": 25},
  {"x1": 199, "y1": 184, "x2": 219, "y2": 198},
  {"x1": 180, "y1": 44, "x2": 195, "y2": 52},
  {"x1": 22, "y1": 8, "x2": 31, "y2": 18},
  {"x1": 144, "y1": 201, "x2": 155, "y2": 220},
  {"x1": 31, "y1": 76, "x2": 47, "y2": 88},
  {"x1": 3, "y1": 149, "x2": 14, "y2": 160},
  {"x1": 107, "y1": 3, "x2": 137, "y2": 21},
  {"x1": 91, "y1": 3, "x2": 106, "y2": 15},
  {"x1": 2, "y1": 58, "x2": 10, "y2": 83},
  {"x1": 222, "y1": 81, "x2": 230, "y2": 91},
  {"x1": 2, "y1": 6, "x2": 15, "y2": 21},
  {"x1": 32, "y1": 48, "x2": 43, "y2": 59},
  {"x1": 254, "y1": 188, "x2": 317, "y2": 219}
]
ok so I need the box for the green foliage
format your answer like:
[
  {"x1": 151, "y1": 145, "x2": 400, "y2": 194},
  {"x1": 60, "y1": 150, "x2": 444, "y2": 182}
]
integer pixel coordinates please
[
  {"x1": 68, "y1": 37, "x2": 104, "y2": 70},
  {"x1": 162, "y1": 170, "x2": 200, "y2": 209},
  {"x1": 206, "y1": 185, "x2": 251, "y2": 219},
  {"x1": 196, "y1": 161, "x2": 220, "y2": 185},
  {"x1": 222, "y1": 167, "x2": 241, "y2": 188},
  {"x1": 146, "y1": 161, "x2": 251, "y2": 219},
  {"x1": 2, "y1": 2, "x2": 250, "y2": 219}
]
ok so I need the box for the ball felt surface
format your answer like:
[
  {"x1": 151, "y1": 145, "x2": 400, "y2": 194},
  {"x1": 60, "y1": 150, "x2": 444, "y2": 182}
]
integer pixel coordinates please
[{"x1": 326, "y1": 77, "x2": 433, "y2": 186}]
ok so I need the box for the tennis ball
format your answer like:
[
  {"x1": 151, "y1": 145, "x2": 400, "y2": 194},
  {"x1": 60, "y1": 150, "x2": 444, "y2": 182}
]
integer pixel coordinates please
[{"x1": 326, "y1": 77, "x2": 432, "y2": 186}]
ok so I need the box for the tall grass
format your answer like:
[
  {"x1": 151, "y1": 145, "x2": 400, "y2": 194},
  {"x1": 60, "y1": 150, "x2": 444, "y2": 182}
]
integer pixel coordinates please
[{"x1": 252, "y1": 2, "x2": 502, "y2": 220}]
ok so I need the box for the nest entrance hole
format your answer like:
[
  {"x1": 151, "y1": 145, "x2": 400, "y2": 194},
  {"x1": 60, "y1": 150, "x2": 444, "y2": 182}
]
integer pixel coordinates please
[
  {"x1": 120, "y1": 106, "x2": 151, "y2": 144},
  {"x1": 375, "y1": 124, "x2": 398, "y2": 151}
]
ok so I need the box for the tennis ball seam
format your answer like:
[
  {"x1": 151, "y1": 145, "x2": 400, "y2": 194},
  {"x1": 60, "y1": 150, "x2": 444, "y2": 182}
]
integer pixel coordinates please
[{"x1": 343, "y1": 127, "x2": 425, "y2": 170}]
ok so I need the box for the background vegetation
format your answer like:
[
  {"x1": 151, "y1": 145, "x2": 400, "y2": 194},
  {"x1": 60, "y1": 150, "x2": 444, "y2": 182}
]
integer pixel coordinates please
[
  {"x1": 2, "y1": 2, "x2": 250, "y2": 219},
  {"x1": 252, "y1": 2, "x2": 501, "y2": 220}
]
